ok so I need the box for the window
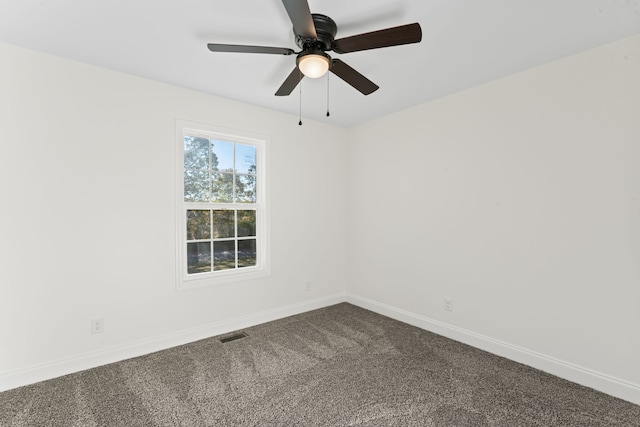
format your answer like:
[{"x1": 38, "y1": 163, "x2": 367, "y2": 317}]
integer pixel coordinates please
[{"x1": 176, "y1": 121, "x2": 268, "y2": 288}]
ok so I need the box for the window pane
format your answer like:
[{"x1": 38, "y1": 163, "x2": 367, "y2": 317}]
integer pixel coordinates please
[
  {"x1": 236, "y1": 144, "x2": 256, "y2": 174},
  {"x1": 184, "y1": 169, "x2": 210, "y2": 202},
  {"x1": 212, "y1": 140, "x2": 234, "y2": 172},
  {"x1": 184, "y1": 136, "x2": 209, "y2": 169},
  {"x1": 187, "y1": 242, "x2": 211, "y2": 274},
  {"x1": 186, "y1": 210, "x2": 211, "y2": 240},
  {"x1": 214, "y1": 241, "x2": 236, "y2": 271},
  {"x1": 236, "y1": 174, "x2": 256, "y2": 203},
  {"x1": 211, "y1": 172, "x2": 233, "y2": 203},
  {"x1": 238, "y1": 239, "x2": 256, "y2": 268},
  {"x1": 237, "y1": 210, "x2": 256, "y2": 237},
  {"x1": 213, "y1": 210, "x2": 235, "y2": 238}
]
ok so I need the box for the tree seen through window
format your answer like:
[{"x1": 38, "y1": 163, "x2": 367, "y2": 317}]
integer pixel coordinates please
[{"x1": 183, "y1": 136, "x2": 258, "y2": 274}]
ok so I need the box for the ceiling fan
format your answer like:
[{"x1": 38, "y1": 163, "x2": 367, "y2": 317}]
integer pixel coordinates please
[{"x1": 207, "y1": 0, "x2": 422, "y2": 96}]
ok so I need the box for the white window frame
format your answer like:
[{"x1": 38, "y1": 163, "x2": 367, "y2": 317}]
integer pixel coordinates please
[{"x1": 175, "y1": 120, "x2": 270, "y2": 289}]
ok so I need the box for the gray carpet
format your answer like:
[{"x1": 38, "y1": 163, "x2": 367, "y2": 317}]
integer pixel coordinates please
[{"x1": 1, "y1": 303, "x2": 638, "y2": 426}]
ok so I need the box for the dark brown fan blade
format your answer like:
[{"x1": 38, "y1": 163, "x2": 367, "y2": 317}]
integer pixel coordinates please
[
  {"x1": 281, "y1": 0, "x2": 317, "y2": 40},
  {"x1": 275, "y1": 67, "x2": 304, "y2": 96},
  {"x1": 332, "y1": 23, "x2": 422, "y2": 54},
  {"x1": 330, "y1": 59, "x2": 379, "y2": 95},
  {"x1": 207, "y1": 44, "x2": 295, "y2": 55}
]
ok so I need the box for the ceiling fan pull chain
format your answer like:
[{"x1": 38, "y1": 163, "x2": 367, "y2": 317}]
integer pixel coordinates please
[
  {"x1": 299, "y1": 69, "x2": 303, "y2": 126},
  {"x1": 326, "y1": 72, "x2": 330, "y2": 117}
]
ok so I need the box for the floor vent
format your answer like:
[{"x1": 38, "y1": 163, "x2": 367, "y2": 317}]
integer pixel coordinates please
[{"x1": 219, "y1": 332, "x2": 248, "y2": 343}]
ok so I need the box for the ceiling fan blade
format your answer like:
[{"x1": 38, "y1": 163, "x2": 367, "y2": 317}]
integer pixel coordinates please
[
  {"x1": 207, "y1": 44, "x2": 295, "y2": 55},
  {"x1": 330, "y1": 59, "x2": 379, "y2": 95},
  {"x1": 281, "y1": 0, "x2": 317, "y2": 40},
  {"x1": 275, "y1": 67, "x2": 304, "y2": 96},
  {"x1": 332, "y1": 23, "x2": 422, "y2": 54}
]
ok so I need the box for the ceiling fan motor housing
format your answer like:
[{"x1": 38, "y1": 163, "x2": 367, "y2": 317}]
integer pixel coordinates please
[{"x1": 295, "y1": 14, "x2": 337, "y2": 51}]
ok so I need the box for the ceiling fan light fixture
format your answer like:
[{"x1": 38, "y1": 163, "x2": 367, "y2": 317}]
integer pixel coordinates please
[{"x1": 297, "y1": 52, "x2": 331, "y2": 78}]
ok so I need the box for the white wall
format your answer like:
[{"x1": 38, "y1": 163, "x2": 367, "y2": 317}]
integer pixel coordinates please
[
  {"x1": 347, "y1": 35, "x2": 640, "y2": 403},
  {"x1": 0, "y1": 42, "x2": 348, "y2": 389}
]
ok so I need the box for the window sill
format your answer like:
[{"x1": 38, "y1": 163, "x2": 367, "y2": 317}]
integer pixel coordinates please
[{"x1": 176, "y1": 266, "x2": 270, "y2": 290}]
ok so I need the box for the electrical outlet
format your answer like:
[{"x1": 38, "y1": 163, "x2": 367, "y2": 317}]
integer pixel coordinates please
[
  {"x1": 91, "y1": 318, "x2": 104, "y2": 334},
  {"x1": 305, "y1": 281, "x2": 312, "y2": 292},
  {"x1": 444, "y1": 298, "x2": 454, "y2": 312}
]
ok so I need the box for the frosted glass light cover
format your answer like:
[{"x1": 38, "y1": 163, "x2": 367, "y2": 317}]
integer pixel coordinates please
[{"x1": 298, "y1": 54, "x2": 330, "y2": 78}]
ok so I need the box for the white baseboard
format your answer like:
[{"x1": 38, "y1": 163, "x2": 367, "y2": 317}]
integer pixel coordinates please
[
  {"x1": 4, "y1": 292, "x2": 638, "y2": 407},
  {"x1": 0, "y1": 293, "x2": 346, "y2": 393},
  {"x1": 346, "y1": 293, "x2": 640, "y2": 406}
]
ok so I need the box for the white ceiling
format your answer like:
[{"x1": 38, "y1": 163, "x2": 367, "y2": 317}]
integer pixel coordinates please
[{"x1": 1, "y1": 0, "x2": 639, "y2": 127}]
